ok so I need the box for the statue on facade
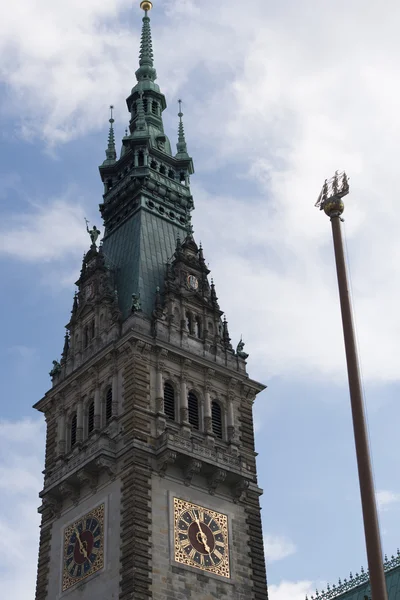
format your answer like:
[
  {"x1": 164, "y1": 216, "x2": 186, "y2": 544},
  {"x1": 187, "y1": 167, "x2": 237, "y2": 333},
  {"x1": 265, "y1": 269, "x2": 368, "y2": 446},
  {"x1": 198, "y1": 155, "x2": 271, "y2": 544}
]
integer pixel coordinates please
[
  {"x1": 131, "y1": 293, "x2": 141, "y2": 313},
  {"x1": 49, "y1": 360, "x2": 62, "y2": 378},
  {"x1": 236, "y1": 337, "x2": 249, "y2": 360},
  {"x1": 85, "y1": 218, "x2": 101, "y2": 247}
]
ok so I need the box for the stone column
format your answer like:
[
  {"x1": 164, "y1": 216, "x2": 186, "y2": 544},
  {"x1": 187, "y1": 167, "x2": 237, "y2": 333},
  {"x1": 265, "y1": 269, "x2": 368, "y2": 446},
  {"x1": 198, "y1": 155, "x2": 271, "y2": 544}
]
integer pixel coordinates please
[
  {"x1": 204, "y1": 388, "x2": 212, "y2": 434},
  {"x1": 58, "y1": 409, "x2": 66, "y2": 456},
  {"x1": 112, "y1": 370, "x2": 119, "y2": 417},
  {"x1": 94, "y1": 388, "x2": 101, "y2": 430},
  {"x1": 76, "y1": 400, "x2": 83, "y2": 443},
  {"x1": 180, "y1": 378, "x2": 188, "y2": 424},
  {"x1": 156, "y1": 370, "x2": 164, "y2": 414},
  {"x1": 227, "y1": 396, "x2": 235, "y2": 439}
]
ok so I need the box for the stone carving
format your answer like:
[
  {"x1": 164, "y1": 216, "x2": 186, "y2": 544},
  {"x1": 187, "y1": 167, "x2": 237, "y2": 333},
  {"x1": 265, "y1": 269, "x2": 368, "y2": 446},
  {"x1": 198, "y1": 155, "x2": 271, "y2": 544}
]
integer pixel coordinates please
[
  {"x1": 208, "y1": 468, "x2": 227, "y2": 494},
  {"x1": 49, "y1": 360, "x2": 61, "y2": 378},
  {"x1": 131, "y1": 293, "x2": 141, "y2": 313},
  {"x1": 236, "y1": 338, "x2": 249, "y2": 359},
  {"x1": 95, "y1": 456, "x2": 116, "y2": 478},
  {"x1": 183, "y1": 459, "x2": 202, "y2": 486},
  {"x1": 157, "y1": 450, "x2": 177, "y2": 477},
  {"x1": 233, "y1": 478, "x2": 250, "y2": 503}
]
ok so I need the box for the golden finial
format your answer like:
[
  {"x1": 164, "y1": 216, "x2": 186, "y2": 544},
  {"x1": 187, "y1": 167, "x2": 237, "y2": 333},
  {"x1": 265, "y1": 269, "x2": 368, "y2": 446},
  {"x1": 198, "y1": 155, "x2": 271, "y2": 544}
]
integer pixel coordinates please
[{"x1": 140, "y1": 1, "x2": 153, "y2": 11}]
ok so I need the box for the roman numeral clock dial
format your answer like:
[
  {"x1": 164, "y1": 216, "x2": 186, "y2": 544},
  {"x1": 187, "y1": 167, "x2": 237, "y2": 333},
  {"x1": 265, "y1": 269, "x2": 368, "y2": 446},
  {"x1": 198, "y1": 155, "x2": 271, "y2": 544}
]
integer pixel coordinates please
[
  {"x1": 62, "y1": 504, "x2": 105, "y2": 591},
  {"x1": 173, "y1": 498, "x2": 230, "y2": 578}
]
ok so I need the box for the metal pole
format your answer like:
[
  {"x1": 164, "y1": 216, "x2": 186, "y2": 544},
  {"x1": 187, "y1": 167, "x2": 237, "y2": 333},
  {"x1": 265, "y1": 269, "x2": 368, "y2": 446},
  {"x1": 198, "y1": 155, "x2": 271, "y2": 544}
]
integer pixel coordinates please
[{"x1": 330, "y1": 214, "x2": 387, "y2": 600}]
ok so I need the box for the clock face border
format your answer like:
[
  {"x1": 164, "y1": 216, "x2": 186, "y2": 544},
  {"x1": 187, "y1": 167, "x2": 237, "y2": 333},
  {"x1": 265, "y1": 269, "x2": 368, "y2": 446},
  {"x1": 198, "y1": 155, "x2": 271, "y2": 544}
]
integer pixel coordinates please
[
  {"x1": 173, "y1": 497, "x2": 230, "y2": 579},
  {"x1": 61, "y1": 502, "x2": 106, "y2": 593}
]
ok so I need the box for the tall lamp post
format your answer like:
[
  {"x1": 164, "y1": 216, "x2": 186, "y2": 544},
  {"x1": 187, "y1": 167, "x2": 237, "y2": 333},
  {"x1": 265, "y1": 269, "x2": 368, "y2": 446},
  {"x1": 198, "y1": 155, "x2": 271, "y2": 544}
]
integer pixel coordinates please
[{"x1": 315, "y1": 172, "x2": 387, "y2": 600}]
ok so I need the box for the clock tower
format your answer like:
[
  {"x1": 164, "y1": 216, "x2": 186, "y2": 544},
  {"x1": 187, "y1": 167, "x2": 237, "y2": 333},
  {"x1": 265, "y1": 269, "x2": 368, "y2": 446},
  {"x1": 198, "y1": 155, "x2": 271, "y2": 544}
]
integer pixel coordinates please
[{"x1": 33, "y1": 3, "x2": 269, "y2": 600}]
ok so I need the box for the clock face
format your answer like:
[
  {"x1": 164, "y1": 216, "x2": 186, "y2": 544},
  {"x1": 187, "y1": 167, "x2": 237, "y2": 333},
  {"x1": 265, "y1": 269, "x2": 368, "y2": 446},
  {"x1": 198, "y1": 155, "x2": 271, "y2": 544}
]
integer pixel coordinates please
[
  {"x1": 187, "y1": 274, "x2": 199, "y2": 291},
  {"x1": 62, "y1": 504, "x2": 105, "y2": 592},
  {"x1": 174, "y1": 498, "x2": 230, "y2": 578}
]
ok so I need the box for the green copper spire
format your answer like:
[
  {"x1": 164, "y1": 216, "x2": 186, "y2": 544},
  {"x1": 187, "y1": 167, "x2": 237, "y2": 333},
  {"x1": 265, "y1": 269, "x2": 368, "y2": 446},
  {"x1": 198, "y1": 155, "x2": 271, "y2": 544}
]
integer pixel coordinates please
[
  {"x1": 176, "y1": 99, "x2": 189, "y2": 158},
  {"x1": 135, "y1": 2, "x2": 157, "y2": 84},
  {"x1": 103, "y1": 105, "x2": 117, "y2": 165}
]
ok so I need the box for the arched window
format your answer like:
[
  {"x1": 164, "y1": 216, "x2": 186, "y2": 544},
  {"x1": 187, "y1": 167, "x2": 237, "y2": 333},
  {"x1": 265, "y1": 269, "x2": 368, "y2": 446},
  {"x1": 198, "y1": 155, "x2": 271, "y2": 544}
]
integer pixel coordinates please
[
  {"x1": 71, "y1": 413, "x2": 77, "y2": 448},
  {"x1": 106, "y1": 388, "x2": 112, "y2": 423},
  {"x1": 159, "y1": 165, "x2": 166, "y2": 175},
  {"x1": 164, "y1": 382, "x2": 175, "y2": 421},
  {"x1": 211, "y1": 401, "x2": 223, "y2": 439},
  {"x1": 168, "y1": 169, "x2": 175, "y2": 180},
  {"x1": 188, "y1": 391, "x2": 199, "y2": 430},
  {"x1": 150, "y1": 160, "x2": 157, "y2": 170},
  {"x1": 180, "y1": 172, "x2": 186, "y2": 184},
  {"x1": 195, "y1": 317, "x2": 202, "y2": 338},
  {"x1": 88, "y1": 401, "x2": 95, "y2": 435}
]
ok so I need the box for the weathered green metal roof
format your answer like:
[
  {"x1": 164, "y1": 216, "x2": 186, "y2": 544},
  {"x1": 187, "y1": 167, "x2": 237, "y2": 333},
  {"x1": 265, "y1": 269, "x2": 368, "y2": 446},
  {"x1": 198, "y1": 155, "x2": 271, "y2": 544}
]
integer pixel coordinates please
[
  {"x1": 306, "y1": 554, "x2": 400, "y2": 600},
  {"x1": 102, "y1": 201, "x2": 187, "y2": 318}
]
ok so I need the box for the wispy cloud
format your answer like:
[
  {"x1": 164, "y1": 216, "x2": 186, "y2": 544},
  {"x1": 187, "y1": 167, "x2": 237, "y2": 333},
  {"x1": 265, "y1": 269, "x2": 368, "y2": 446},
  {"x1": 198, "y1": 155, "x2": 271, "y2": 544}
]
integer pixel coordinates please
[
  {"x1": 264, "y1": 534, "x2": 297, "y2": 562},
  {"x1": 376, "y1": 490, "x2": 400, "y2": 512},
  {"x1": 269, "y1": 579, "x2": 315, "y2": 600},
  {"x1": 0, "y1": 193, "x2": 92, "y2": 261},
  {"x1": 0, "y1": 418, "x2": 45, "y2": 599}
]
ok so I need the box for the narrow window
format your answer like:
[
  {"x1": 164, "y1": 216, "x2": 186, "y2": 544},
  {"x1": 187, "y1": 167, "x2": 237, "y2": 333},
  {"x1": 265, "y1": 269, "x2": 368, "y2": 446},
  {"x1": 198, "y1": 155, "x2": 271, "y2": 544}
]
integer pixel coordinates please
[
  {"x1": 150, "y1": 160, "x2": 157, "y2": 169},
  {"x1": 106, "y1": 388, "x2": 113, "y2": 423},
  {"x1": 138, "y1": 152, "x2": 144, "y2": 167},
  {"x1": 186, "y1": 313, "x2": 193, "y2": 334},
  {"x1": 84, "y1": 326, "x2": 89, "y2": 348},
  {"x1": 106, "y1": 178, "x2": 113, "y2": 191},
  {"x1": 195, "y1": 317, "x2": 202, "y2": 338},
  {"x1": 180, "y1": 172, "x2": 186, "y2": 184},
  {"x1": 188, "y1": 391, "x2": 199, "y2": 430},
  {"x1": 168, "y1": 169, "x2": 175, "y2": 180},
  {"x1": 152, "y1": 101, "x2": 158, "y2": 115},
  {"x1": 71, "y1": 413, "x2": 77, "y2": 448},
  {"x1": 160, "y1": 165, "x2": 166, "y2": 175},
  {"x1": 88, "y1": 401, "x2": 95, "y2": 434},
  {"x1": 91, "y1": 320, "x2": 95, "y2": 340},
  {"x1": 164, "y1": 382, "x2": 175, "y2": 420},
  {"x1": 212, "y1": 401, "x2": 223, "y2": 439},
  {"x1": 143, "y1": 98, "x2": 148, "y2": 113}
]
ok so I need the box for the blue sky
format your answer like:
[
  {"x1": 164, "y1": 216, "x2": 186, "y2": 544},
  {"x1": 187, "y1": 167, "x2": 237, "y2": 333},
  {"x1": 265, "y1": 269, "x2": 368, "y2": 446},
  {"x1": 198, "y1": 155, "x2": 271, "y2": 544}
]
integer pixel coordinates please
[{"x1": 1, "y1": 1, "x2": 400, "y2": 599}]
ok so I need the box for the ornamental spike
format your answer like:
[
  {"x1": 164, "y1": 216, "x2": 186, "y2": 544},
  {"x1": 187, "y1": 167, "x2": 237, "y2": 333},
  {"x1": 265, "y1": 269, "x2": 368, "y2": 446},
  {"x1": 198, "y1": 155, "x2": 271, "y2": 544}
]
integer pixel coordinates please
[
  {"x1": 103, "y1": 105, "x2": 117, "y2": 165},
  {"x1": 176, "y1": 98, "x2": 189, "y2": 157}
]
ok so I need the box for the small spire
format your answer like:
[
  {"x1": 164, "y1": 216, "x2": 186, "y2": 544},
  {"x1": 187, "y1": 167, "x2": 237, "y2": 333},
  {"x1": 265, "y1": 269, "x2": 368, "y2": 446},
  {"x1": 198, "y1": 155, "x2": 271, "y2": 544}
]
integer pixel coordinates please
[
  {"x1": 103, "y1": 105, "x2": 117, "y2": 165},
  {"x1": 136, "y1": 2, "x2": 157, "y2": 83},
  {"x1": 176, "y1": 99, "x2": 189, "y2": 157}
]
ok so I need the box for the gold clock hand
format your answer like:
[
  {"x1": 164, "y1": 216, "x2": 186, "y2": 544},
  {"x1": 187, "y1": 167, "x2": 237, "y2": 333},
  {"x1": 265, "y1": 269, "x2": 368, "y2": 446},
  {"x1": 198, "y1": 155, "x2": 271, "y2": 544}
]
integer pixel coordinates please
[
  {"x1": 194, "y1": 515, "x2": 211, "y2": 553},
  {"x1": 74, "y1": 527, "x2": 88, "y2": 559}
]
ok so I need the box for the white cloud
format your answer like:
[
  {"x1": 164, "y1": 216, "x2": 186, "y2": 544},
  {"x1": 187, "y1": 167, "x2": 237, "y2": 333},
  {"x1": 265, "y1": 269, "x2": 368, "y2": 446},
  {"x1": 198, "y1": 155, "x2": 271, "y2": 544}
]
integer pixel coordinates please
[
  {"x1": 269, "y1": 580, "x2": 315, "y2": 600},
  {"x1": 376, "y1": 490, "x2": 400, "y2": 512},
  {"x1": 0, "y1": 418, "x2": 45, "y2": 600},
  {"x1": 0, "y1": 192, "x2": 94, "y2": 261},
  {"x1": 264, "y1": 534, "x2": 297, "y2": 562}
]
